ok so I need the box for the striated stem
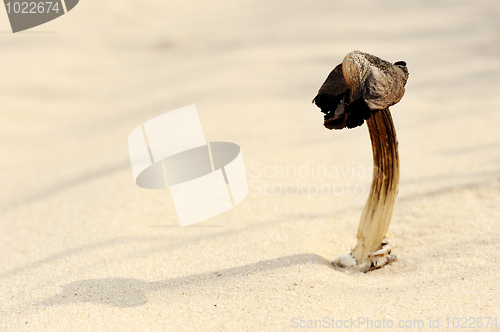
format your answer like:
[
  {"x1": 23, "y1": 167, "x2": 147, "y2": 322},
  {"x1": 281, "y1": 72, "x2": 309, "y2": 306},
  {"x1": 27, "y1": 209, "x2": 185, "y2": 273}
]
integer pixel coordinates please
[{"x1": 350, "y1": 109, "x2": 399, "y2": 269}]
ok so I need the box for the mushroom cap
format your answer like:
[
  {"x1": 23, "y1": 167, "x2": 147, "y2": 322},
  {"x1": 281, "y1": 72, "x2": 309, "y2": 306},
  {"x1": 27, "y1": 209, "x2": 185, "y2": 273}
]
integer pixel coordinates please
[{"x1": 313, "y1": 51, "x2": 409, "y2": 130}]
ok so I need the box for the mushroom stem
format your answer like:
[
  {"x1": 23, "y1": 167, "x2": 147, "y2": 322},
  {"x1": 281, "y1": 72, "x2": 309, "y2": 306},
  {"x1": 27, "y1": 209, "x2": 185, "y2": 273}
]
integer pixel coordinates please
[
  {"x1": 351, "y1": 108, "x2": 399, "y2": 269},
  {"x1": 313, "y1": 51, "x2": 408, "y2": 271}
]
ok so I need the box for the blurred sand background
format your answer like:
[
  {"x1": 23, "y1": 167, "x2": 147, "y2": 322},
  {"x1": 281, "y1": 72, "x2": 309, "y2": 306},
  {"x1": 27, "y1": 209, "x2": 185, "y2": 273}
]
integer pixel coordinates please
[{"x1": 1, "y1": 0, "x2": 499, "y2": 330}]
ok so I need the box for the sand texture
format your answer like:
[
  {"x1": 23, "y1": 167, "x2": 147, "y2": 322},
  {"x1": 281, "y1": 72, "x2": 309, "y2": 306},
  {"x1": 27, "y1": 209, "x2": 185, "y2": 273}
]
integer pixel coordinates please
[{"x1": 1, "y1": 0, "x2": 499, "y2": 330}]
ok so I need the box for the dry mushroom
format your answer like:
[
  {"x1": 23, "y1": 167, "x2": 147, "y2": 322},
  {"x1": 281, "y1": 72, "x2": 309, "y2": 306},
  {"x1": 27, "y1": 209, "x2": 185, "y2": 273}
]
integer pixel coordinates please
[{"x1": 313, "y1": 51, "x2": 409, "y2": 272}]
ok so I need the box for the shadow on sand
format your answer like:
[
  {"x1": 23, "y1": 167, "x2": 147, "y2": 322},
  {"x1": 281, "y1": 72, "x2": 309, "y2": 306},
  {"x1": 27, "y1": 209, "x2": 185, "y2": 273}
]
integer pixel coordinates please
[{"x1": 40, "y1": 254, "x2": 333, "y2": 308}]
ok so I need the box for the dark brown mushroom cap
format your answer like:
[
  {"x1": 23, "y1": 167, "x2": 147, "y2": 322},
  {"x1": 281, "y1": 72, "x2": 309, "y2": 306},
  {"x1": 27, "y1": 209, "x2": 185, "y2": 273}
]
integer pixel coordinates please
[{"x1": 313, "y1": 51, "x2": 408, "y2": 130}]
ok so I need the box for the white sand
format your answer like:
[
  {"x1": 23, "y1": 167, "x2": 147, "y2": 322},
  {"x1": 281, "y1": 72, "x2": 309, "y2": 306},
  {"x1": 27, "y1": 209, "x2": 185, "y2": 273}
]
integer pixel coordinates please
[{"x1": 1, "y1": 0, "x2": 499, "y2": 330}]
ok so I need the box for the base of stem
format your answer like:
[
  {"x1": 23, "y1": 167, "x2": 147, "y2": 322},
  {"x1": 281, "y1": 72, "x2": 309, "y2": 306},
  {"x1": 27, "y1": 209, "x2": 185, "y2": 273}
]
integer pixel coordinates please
[{"x1": 332, "y1": 237, "x2": 396, "y2": 273}]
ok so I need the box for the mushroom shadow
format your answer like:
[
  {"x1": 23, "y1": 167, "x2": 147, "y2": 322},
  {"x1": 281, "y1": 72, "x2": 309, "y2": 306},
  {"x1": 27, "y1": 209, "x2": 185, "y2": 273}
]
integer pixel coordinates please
[{"x1": 40, "y1": 254, "x2": 333, "y2": 308}]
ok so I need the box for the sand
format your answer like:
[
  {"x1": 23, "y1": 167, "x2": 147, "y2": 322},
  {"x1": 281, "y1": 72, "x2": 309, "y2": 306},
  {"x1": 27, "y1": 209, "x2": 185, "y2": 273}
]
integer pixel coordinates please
[{"x1": 1, "y1": 0, "x2": 499, "y2": 330}]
